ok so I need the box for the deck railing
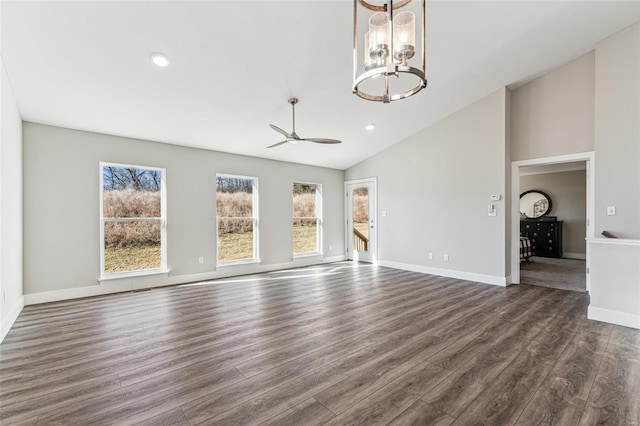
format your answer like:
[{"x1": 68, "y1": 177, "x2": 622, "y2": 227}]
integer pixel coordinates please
[{"x1": 353, "y1": 227, "x2": 369, "y2": 251}]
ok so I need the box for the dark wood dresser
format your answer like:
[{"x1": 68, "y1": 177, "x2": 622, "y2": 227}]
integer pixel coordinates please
[{"x1": 520, "y1": 219, "x2": 563, "y2": 258}]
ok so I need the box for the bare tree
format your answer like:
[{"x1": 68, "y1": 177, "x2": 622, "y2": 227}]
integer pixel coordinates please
[
  {"x1": 216, "y1": 176, "x2": 253, "y2": 194},
  {"x1": 103, "y1": 167, "x2": 161, "y2": 191}
]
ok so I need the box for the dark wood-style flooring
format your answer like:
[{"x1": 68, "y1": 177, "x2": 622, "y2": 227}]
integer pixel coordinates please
[{"x1": 1, "y1": 262, "x2": 639, "y2": 425}]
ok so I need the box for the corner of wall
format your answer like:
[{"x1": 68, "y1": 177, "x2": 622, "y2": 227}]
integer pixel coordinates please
[
  {"x1": 0, "y1": 56, "x2": 25, "y2": 342},
  {"x1": 504, "y1": 87, "x2": 512, "y2": 277},
  {"x1": 0, "y1": 296, "x2": 24, "y2": 343}
]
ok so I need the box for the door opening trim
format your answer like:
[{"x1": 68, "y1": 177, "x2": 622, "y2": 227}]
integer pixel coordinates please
[
  {"x1": 345, "y1": 177, "x2": 378, "y2": 263},
  {"x1": 511, "y1": 152, "x2": 594, "y2": 291}
]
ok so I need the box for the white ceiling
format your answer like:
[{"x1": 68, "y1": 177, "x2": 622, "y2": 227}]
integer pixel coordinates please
[{"x1": 2, "y1": 1, "x2": 639, "y2": 170}]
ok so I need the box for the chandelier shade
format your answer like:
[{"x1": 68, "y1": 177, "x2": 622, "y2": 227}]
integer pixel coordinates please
[{"x1": 353, "y1": 0, "x2": 426, "y2": 103}]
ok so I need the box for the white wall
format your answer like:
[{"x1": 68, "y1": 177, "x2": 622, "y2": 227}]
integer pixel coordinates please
[
  {"x1": 510, "y1": 23, "x2": 639, "y2": 329},
  {"x1": 346, "y1": 89, "x2": 509, "y2": 285},
  {"x1": 520, "y1": 170, "x2": 587, "y2": 257},
  {"x1": 511, "y1": 52, "x2": 595, "y2": 161},
  {"x1": 594, "y1": 22, "x2": 640, "y2": 239},
  {"x1": 504, "y1": 89, "x2": 512, "y2": 277},
  {"x1": 23, "y1": 123, "x2": 345, "y2": 300},
  {"x1": 0, "y1": 57, "x2": 24, "y2": 342},
  {"x1": 588, "y1": 22, "x2": 640, "y2": 329},
  {"x1": 588, "y1": 240, "x2": 640, "y2": 329}
]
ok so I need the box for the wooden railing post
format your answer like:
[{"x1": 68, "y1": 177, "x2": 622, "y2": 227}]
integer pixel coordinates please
[{"x1": 353, "y1": 227, "x2": 369, "y2": 251}]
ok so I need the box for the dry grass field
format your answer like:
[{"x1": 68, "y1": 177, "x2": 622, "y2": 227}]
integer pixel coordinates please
[
  {"x1": 103, "y1": 190, "x2": 369, "y2": 272},
  {"x1": 217, "y1": 231, "x2": 254, "y2": 262},
  {"x1": 216, "y1": 225, "x2": 319, "y2": 262},
  {"x1": 105, "y1": 244, "x2": 161, "y2": 273},
  {"x1": 293, "y1": 223, "x2": 318, "y2": 254},
  {"x1": 103, "y1": 190, "x2": 162, "y2": 273}
]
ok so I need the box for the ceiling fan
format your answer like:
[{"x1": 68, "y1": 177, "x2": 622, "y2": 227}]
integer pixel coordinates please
[{"x1": 267, "y1": 98, "x2": 342, "y2": 148}]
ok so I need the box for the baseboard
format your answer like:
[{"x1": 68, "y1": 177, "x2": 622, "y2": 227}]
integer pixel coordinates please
[
  {"x1": 563, "y1": 252, "x2": 587, "y2": 260},
  {"x1": 24, "y1": 256, "x2": 347, "y2": 306},
  {"x1": 588, "y1": 305, "x2": 640, "y2": 330},
  {"x1": 322, "y1": 255, "x2": 347, "y2": 263},
  {"x1": 378, "y1": 260, "x2": 508, "y2": 287},
  {"x1": 1, "y1": 296, "x2": 25, "y2": 343}
]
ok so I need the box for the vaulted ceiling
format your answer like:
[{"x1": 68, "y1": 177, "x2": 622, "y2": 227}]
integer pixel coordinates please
[{"x1": 2, "y1": 1, "x2": 639, "y2": 169}]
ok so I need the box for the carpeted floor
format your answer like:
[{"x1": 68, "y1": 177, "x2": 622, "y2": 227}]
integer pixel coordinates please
[{"x1": 520, "y1": 256, "x2": 587, "y2": 292}]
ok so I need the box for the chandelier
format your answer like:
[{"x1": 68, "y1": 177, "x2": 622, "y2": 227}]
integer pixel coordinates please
[{"x1": 353, "y1": 0, "x2": 427, "y2": 103}]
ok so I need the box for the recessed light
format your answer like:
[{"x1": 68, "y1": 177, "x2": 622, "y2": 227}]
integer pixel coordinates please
[
  {"x1": 150, "y1": 52, "x2": 170, "y2": 67},
  {"x1": 365, "y1": 123, "x2": 376, "y2": 131}
]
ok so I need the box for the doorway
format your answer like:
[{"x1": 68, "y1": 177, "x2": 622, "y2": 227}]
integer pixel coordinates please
[
  {"x1": 511, "y1": 152, "x2": 594, "y2": 291},
  {"x1": 345, "y1": 178, "x2": 377, "y2": 263}
]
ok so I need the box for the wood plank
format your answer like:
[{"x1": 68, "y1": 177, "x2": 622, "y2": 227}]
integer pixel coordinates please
[
  {"x1": 185, "y1": 287, "x2": 501, "y2": 425},
  {"x1": 135, "y1": 407, "x2": 192, "y2": 426},
  {"x1": 579, "y1": 350, "x2": 640, "y2": 424},
  {"x1": 36, "y1": 363, "x2": 246, "y2": 425},
  {"x1": 0, "y1": 262, "x2": 637, "y2": 426},
  {"x1": 313, "y1": 287, "x2": 506, "y2": 415},
  {"x1": 608, "y1": 325, "x2": 640, "y2": 353},
  {"x1": 451, "y1": 325, "x2": 574, "y2": 425},
  {"x1": 259, "y1": 398, "x2": 336, "y2": 426},
  {"x1": 515, "y1": 330, "x2": 609, "y2": 426},
  {"x1": 421, "y1": 317, "x2": 549, "y2": 417},
  {"x1": 388, "y1": 399, "x2": 454, "y2": 426},
  {"x1": 0, "y1": 374, "x2": 122, "y2": 424},
  {"x1": 422, "y1": 291, "x2": 584, "y2": 417},
  {"x1": 46, "y1": 278, "x2": 463, "y2": 424},
  {"x1": 321, "y1": 361, "x2": 450, "y2": 426}
]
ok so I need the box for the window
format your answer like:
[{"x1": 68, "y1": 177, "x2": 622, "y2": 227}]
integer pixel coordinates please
[
  {"x1": 100, "y1": 163, "x2": 166, "y2": 277},
  {"x1": 216, "y1": 175, "x2": 258, "y2": 263},
  {"x1": 293, "y1": 182, "x2": 321, "y2": 256}
]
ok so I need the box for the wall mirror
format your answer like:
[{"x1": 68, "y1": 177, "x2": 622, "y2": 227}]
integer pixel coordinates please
[{"x1": 520, "y1": 190, "x2": 552, "y2": 218}]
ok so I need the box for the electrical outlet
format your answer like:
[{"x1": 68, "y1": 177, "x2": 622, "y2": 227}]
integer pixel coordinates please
[
  {"x1": 198, "y1": 257, "x2": 204, "y2": 264},
  {"x1": 428, "y1": 252, "x2": 434, "y2": 260},
  {"x1": 444, "y1": 254, "x2": 449, "y2": 262}
]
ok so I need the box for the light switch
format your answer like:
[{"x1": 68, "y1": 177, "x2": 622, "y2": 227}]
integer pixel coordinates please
[
  {"x1": 607, "y1": 206, "x2": 616, "y2": 216},
  {"x1": 488, "y1": 204, "x2": 497, "y2": 217},
  {"x1": 381, "y1": 211, "x2": 387, "y2": 217}
]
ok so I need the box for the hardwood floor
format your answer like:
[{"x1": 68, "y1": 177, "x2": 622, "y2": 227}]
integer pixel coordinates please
[{"x1": 1, "y1": 262, "x2": 639, "y2": 425}]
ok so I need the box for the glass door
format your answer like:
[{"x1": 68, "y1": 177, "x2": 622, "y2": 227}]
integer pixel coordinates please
[{"x1": 346, "y1": 179, "x2": 376, "y2": 262}]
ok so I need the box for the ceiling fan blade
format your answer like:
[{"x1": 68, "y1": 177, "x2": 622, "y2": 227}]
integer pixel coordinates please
[
  {"x1": 269, "y1": 124, "x2": 291, "y2": 139},
  {"x1": 266, "y1": 140, "x2": 289, "y2": 149},
  {"x1": 269, "y1": 99, "x2": 342, "y2": 147},
  {"x1": 302, "y1": 138, "x2": 342, "y2": 144}
]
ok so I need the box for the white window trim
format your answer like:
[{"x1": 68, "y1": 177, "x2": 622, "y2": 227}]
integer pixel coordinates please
[
  {"x1": 216, "y1": 174, "x2": 259, "y2": 265},
  {"x1": 293, "y1": 182, "x2": 323, "y2": 257},
  {"x1": 99, "y1": 162, "x2": 168, "y2": 280}
]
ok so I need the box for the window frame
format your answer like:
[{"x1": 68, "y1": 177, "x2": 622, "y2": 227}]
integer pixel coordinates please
[
  {"x1": 216, "y1": 173, "x2": 260, "y2": 266},
  {"x1": 292, "y1": 181, "x2": 323, "y2": 257},
  {"x1": 99, "y1": 162, "x2": 167, "y2": 279}
]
